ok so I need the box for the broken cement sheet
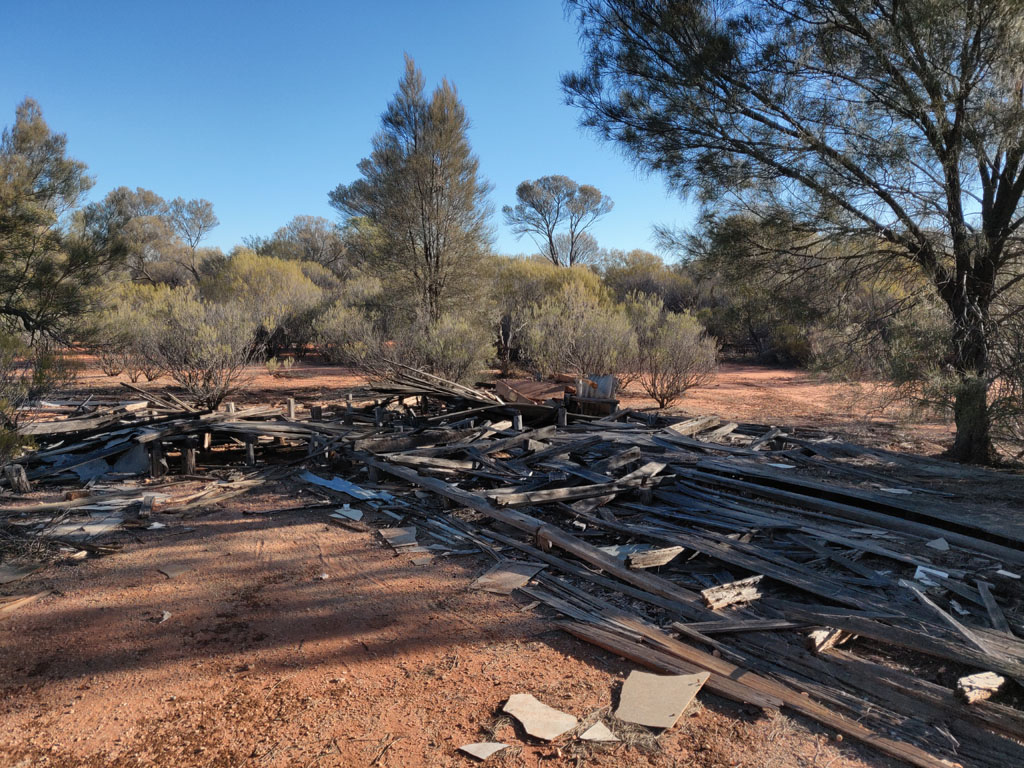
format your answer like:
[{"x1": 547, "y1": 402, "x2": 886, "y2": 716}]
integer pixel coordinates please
[
  {"x1": 471, "y1": 561, "x2": 545, "y2": 595},
  {"x1": 580, "y1": 721, "x2": 619, "y2": 742},
  {"x1": 300, "y1": 471, "x2": 394, "y2": 502},
  {"x1": 458, "y1": 742, "x2": 509, "y2": 761},
  {"x1": 46, "y1": 513, "x2": 124, "y2": 541},
  {"x1": 0, "y1": 563, "x2": 40, "y2": 584},
  {"x1": 158, "y1": 563, "x2": 190, "y2": 579},
  {"x1": 615, "y1": 670, "x2": 710, "y2": 729},
  {"x1": 380, "y1": 526, "x2": 417, "y2": 549},
  {"x1": 503, "y1": 693, "x2": 577, "y2": 740},
  {"x1": 330, "y1": 504, "x2": 363, "y2": 522}
]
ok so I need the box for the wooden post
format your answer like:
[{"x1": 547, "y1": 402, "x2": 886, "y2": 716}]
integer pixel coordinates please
[
  {"x1": 183, "y1": 438, "x2": 197, "y2": 475},
  {"x1": 245, "y1": 436, "x2": 256, "y2": 466},
  {"x1": 310, "y1": 405, "x2": 323, "y2": 420},
  {"x1": 344, "y1": 393, "x2": 353, "y2": 426},
  {"x1": 367, "y1": 465, "x2": 379, "y2": 483},
  {"x1": 287, "y1": 397, "x2": 296, "y2": 419},
  {"x1": 557, "y1": 407, "x2": 568, "y2": 427},
  {"x1": 3, "y1": 464, "x2": 31, "y2": 494},
  {"x1": 149, "y1": 441, "x2": 167, "y2": 478},
  {"x1": 512, "y1": 412, "x2": 523, "y2": 432},
  {"x1": 374, "y1": 406, "x2": 384, "y2": 428},
  {"x1": 226, "y1": 401, "x2": 236, "y2": 414},
  {"x1": 139, "y1": 495, "x2": 156, "y2": 520},
  {"x1": 202, "y1": 431, "x2": 212, "y2": 451}
]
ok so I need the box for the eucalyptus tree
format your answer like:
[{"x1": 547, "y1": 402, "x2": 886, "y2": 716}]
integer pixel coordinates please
[
  {"x1": 503, "y1": 175, "x2": 613, "y2": 266},
  {"x1": 329, "y1": 56, "x2": 493, "y2": 322},
  {"x1": 563, "y1": 0, "x2": 1024, "y2": 463}
]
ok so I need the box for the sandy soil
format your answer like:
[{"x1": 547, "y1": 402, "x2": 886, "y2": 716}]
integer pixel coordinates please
[
  {"x1": 0, "y1": 483, "x2": 894, "y2": 768},
  {"x1": 0, "y1": 357, "x2": 952, "y2": 767}
]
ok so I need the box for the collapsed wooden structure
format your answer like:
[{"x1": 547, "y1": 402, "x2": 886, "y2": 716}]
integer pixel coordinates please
[{"x1": 3, "y1": 375, "x2": 1024, "y2": 767}]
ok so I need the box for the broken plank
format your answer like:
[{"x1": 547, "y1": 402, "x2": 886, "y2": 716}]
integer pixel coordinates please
[{"x1": 701, "y1": 575, "x2": 764, "y2": 610}]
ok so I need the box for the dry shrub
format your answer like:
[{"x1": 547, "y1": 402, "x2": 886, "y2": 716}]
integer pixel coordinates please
[
  {"x1": 524, "y1": 281, "x2": 636, "y2": 377},
  {"x1": 148, "y1": 287, "x2": 260, "y2": 408}
]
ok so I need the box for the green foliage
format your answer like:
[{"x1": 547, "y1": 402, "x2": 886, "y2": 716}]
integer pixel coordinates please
[
  {"x1": 491, "y1": 257, "x2": 607, "y2": 374},
  {"x1": 90, "y1": 284, "x2": 166, "y2": 382},
  {"x1": 393, "y1": 313, "x2": 494, "y2": 384},
  {"x1": 144, "y1": 287, "x2": 260, "y2": 408},
  {"x1": 628, "y1": 297, "x2": 718, "y2": 408},
  {"x1": 564, "y1": 0, "x2": 1024, "y2": 461},
  {"x1": 0, "y1": 99, "x2": 125, "y2": 340},
  {"x1": 329, "y1": 56, "x2": 493, "y2": 321},
  {"x1": 313, "y1": 302, "x2": 383, "y2": 368},
  {"x1": 245, "y1": 215, "x2": 349, "y2": 276},
  {"x1": 502, "y1": 175, "x2": 612, "y2": 266},
  {"x1": 524, "y1": 281, "x2": 636, "y2": 378},
  {"x1": 602, "y1": 250, "x2": 695, "y2": 312},
  {"x1": 201, "y1": 249, "x2": 324, "y2": 353},
  {"x1": 0, "y1": 331, "x2": 75, "y2": 462}
]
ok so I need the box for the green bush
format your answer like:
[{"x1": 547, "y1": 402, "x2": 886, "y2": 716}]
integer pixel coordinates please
[
  {"x1": 524, "y1": 281, "x2": 636, "y2": 378},
  {"x1": 1, "y1": 332, "x2": 75, "y2": 463},
  {"x1": 147, "y1": 287, "x2": 261, "y2": 408}
]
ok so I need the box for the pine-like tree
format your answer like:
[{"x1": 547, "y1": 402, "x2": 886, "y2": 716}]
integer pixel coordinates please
[{"x1": 329, "y1": 56, "x2": 493, "y2": 322}]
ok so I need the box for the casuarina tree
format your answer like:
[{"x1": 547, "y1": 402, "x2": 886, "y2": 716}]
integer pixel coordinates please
[
  {"x1": 563, "y1": 0, "x2": 1024, "y2": 463},
  {"x1": 329, "y1": 56, "x2": 493, "y2": 322}
]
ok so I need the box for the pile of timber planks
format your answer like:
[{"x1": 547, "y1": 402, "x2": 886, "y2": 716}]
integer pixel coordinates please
[
  {"x1": 4, "y1": 372, "x2": 1024, "y2": 767},
  {"x1": 311, "y1": 383, "x2": 1024, "y2": 768}
]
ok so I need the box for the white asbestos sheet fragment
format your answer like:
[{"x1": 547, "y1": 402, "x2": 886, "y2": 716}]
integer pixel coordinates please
[
  {"x1": 580, "y1": 721, "x2": 619, "y2": 742},
  {"x1": 458, "y1": 742, "x2": 508, "y2": 761},
  {"x1": 615, "y1": 670, "x2": 710, "y2": 729},
  {"x1": 503, "y1": 693, "x2": 577, "y2": 740},
  {"x1": 471, "y1": 561, "x2": 545, "y2": 594}
]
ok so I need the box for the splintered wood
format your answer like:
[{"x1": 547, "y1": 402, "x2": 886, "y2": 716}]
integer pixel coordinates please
[
  {"x1": 5, "y1": 368, "x2": 1024, "y2": 768},
  {"x1": 306, "y1": 371, "x2": 1024, "y2": 768}
]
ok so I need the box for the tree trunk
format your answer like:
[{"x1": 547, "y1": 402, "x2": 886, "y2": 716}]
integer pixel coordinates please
[
  {"x1": 948, "y1": 308, "x2": 993, "y2": 464},
  {"x1": 951, "y1": 374, "x2": 991, "y2": 463}
]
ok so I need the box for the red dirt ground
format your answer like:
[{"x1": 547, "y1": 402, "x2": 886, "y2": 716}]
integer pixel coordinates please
[{"x1": 0, "y1": 359, "x2": 944, "y2": 767}]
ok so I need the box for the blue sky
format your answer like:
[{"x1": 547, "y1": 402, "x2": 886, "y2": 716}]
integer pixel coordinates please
[{"x1": 0, "y1": 1, "x2": 695, "y2": 257}]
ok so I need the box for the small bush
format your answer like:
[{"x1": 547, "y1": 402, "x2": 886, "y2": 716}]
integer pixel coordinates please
[
  {"x1": 629, "y1": 296, "x2": 717, "y2": 408},
  {"x1": 1, "y1": 333, "x2": 75, "y2": 463},
  {"x1": 394, "y1": 313, "x2": 494, "y2": 384},
  {"x1": 148, "y1": 287, "x2": 261, "y2": 408},
  {"x1": 313, "y1": 302, "x2": 383, "y2": 368},
  {"x1": 524, "y1": 281, "x2": 636, "y2": 378}
]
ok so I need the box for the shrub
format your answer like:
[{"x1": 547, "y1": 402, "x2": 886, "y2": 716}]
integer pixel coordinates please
[
  {"x1": 492, "y1": 258, "x2": 607, "y2": 374},
  {"x1": 628, "y1": 296, "x2": 717, "y2": 408},
  {"x1": 313, "y1": 302, "x2": 383, "y2": 368},
  {"x1": 148, "y1": 287, "x2": 260, "y2": 408},
  {"x1": 395, "y1": 313, "x2": 494, "y2": 384},
  {"x1": 1, "y1": 333, "x2": 75, "y2": 463},
  {"x1": 201, "y1": 249, "x2": 324, "y2": 357},
  {"x1": 524, "y1": 281, "x2": 636, "y2": 378}
]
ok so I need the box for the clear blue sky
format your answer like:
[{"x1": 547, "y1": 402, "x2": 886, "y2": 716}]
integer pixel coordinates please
[{"x1": 0, "y1": 1, "x2": 695, "y2": 257}]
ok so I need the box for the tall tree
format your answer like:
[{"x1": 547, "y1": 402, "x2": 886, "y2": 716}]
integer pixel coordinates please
[
  {"x1": 245, "y1": 215, "x2": 349, "y2": 275},
  {"x1": 329, "y1": 56, "x2": 493, "y2": 321},
  {"x1": 502, "y1": 175, "x2": 612, "y2": 266},
  {"x1": 564, "y1": 0, "x2": 1024, "y2": 463},
  {"x1": 167, "y1": 196, "x2": 219, "y2": 283},
  {"x1": 86, "y1": 187, "x2": 220, "y2": 285},
  {"x1": 0, "y1": 99, "x2": 125, "y2": 339}
]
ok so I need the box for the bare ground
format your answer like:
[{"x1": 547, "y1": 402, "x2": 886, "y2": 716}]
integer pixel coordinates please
[{"x1": 0, "y1": 360, "x2": 964, "y2": 767}]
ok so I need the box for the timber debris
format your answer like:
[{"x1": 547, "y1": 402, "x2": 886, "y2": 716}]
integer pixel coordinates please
[{"x1": 3, "y1": 371, "x2": 1024, "y2": 767}]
